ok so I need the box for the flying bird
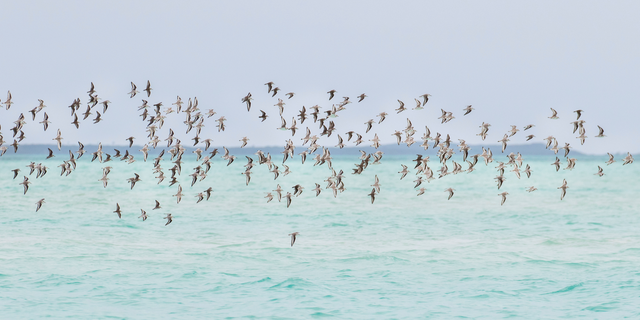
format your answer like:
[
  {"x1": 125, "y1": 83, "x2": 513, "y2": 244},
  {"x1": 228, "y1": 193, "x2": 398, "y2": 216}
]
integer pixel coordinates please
[{"x1": 288, "y1": 232, "x2": 299, "y2": 247}]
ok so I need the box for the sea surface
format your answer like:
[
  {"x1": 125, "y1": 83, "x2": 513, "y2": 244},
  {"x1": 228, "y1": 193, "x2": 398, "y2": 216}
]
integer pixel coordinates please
[{"x1": 1, "y1": 151, "x2": 639, "y2": 319}]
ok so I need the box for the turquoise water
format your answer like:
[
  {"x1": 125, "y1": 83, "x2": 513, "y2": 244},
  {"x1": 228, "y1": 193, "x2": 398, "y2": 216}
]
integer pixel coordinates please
[{"x1": 1, "y1": 151, "x2": 639, "y2": 318}]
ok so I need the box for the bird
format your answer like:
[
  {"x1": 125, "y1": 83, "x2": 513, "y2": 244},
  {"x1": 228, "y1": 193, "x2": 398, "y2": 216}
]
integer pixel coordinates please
[
  {"x1": 265, "y1": 82, "x2": 274, "y2": 93},
  {"x1": 595, "y1": 126, "x2": 606, "y2": 138},
  {"x1": 127, "y1": 173, "x2": 141, "y2": 189},
  {"x1": 114, "y1": 203, "x2": 122, "y2": 218},
  {"x1": 129, "y1": 82, "x2": 139, "y2": 98},
  {"x1": 526, "y1": 186, "x2": 537, "y2": 192},
  {"x1": 35, "y1": 198, "x2": 45, "y2": 212},
  {"x1": 98, "y1": 175, "x2": 109, "y2": 188},
  {"x1": 139, "y1": 209, "x2": 148, "y2": 221},
  {"x1": 20, "y1": 176, "x2": 31, "y2": 194},
  {"x1": 164, "y1": 213, "x2": 173, "y2": 226},
  {"x1": 53, "y1": 129, "x2": 63, "y2": 150},
  {"x1": 313, "y1": 183, "x2": 322, "y2": 197},
  {"x1": 284, "y1": 192, "x2": 293, "y2": 208},
  {"x1": 548, "y1": 108, "x2": 559, "y2": 119},
  {"x1": 623, "y1": 153, "x2": 634, "y2": 165},
  {"x1": 357, "y1": 93, "x2": 367, "y2": 102},
  {"x1": 417, "y1": 188, "x2": 426, "y2": 196},
  {"x1": 558, "y1": 179, "x2": 569, "y2": 200},
  {"x1": 259, "y1": 110, "x2": 268, "y2": 122},
  {"x1": 153, "y1": 200, "x2": 161, "y2": 210},
  {"x1": 498, "y1": 192, "x2": 509, "y2": 205},
  {"x1": 463, "y1": 105, "x2": 474, "y2": 115},
  {"x1": 398, "y1": 164, "x2": 409, "y2": 180},
  {"x1": 367, "y1": 188, "x2": 377, "y2": 204},
  {"x1": 327, "y1": 90, "x2": 336, "y2": 100},
  {"x1": 293, "y1": 184, "x2": 304, "y2": 197},
  {"x1": 594, "y1": 166, "x2": 604, "y2": 177},
  {"x1": 288, "y1": 232, "x2": 299, "y2": 247},
  {"x1": 419, "y1": 94, "x2": 431, "y2": 106},
  {"x1": 371, "y1": 175, "x2": 381, "y2": 193},
  {"x1": 444, "y1": 188, "x2": 455, "y2": 200},
  {"x1": 144, "y1": 80, "x2": 152, "y2": 97},
  {"x1": 12, "y1": 169, "x2": 20, "y2": 179},
  {"x1": 606, "y1": 153, "x2": 615, "y2": 165},
  {"x1": 40, "y1": 112, "x2": 51, "y2": 131}
]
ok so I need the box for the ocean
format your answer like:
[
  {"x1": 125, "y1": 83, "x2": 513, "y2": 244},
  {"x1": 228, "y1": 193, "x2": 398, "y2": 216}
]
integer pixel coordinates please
[{"x1": 1, "y1": 150, "x2": 639, "y2": 319}]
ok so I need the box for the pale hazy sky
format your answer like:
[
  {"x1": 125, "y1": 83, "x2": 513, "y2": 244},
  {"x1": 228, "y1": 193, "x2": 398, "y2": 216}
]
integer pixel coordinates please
[{"x1": 2, "y1": 1, "x2": 639, "y2": 154}]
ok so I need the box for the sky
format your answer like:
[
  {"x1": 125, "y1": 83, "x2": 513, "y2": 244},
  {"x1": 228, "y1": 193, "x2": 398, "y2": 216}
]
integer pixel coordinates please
[{"x1": 1, "y1": 0, "x2": 639, "y2": 155}]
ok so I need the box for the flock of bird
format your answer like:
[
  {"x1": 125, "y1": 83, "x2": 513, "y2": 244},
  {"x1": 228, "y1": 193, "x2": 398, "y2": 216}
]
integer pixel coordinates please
[{"x1": 0, "y1": 82, "x2": 635, "y2": 246}]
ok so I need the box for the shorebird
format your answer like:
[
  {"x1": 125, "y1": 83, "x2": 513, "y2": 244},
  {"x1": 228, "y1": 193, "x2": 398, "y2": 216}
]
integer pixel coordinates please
[
  {"x1": 164, "y1": 214, "x2": 173, "y2": 226},
  {"x1": 508, "y1": 125, "x2": 519, "y2": 137},
  {"x1": 173, "y1": 185, "x2": 183, "y2": 203},
  {"x1": 551, "y1": 157, "x2": 561, "y2": 172},
  {"x1": 273, "y1": 184, "x2": 283, "y2": 202},
  {"x1": 357, "y1": 93, "x2": 367, "y2": 102},
  {"x1": 594, "y1": 166, "x2": 605, "y2": 177},
  {"x1": 548, "y1": 108, "x2": 559, "y2": 119},
  {"x1": 463, "y1": 105, "x2": 474, "y2": 115},
  {"x1": 313, "y1": 183, "x2": 322, "y2": 196},
  {"x1": 129, "y1": 82, "x2": 139, "y2": 98},
  {"x1": 526, "y1": 186, "x2": 537, "y2": 192},
  {"x1": 558, "y1": 179, "x2": 569, "y2": 200},
  {"x1": 20, "y1": 176, "x2": 31, "y2": 194},
  {"x1": 419, "y1": 94, "x2": 431, "y2": 106},
  {"x1": 498, "y1": 192, "x2": 509, "y2": 205},
  {"x1": 239, "y1": 137, "x2": 249, "y2": 148},
  {"x1": 53, "y1": 129, "x2": 63, "y2": 150},
  {"x1": 371, "y1": 175, "x2": 381, "y2": 193},
  {"x1": 284, "y1": 192, "x2": 293, "y2": 208},
  {"x1": 498, "y1": 134, "x2": 510, "y2": 153},
  {"x1": 416, "y1": 188, "x2": 426, "y2": 196},
  {"x1": 265, "y1": 192, "x2": 274, "y2": 203},
  {"x1": 623, "y1": 153, "x2": 634, "y2": 165},
  {"x1": 327, "y1": 90, "x2": 336, "y2": 100},
  {"x1": 114, "y1": 203, "x2": 122, "y2": 218},
  {"x1": 524, "y1": 164, "x2": 532, "y2": 178},
  {"x1": 127, "y1": 173, "x2": 141, "y2": 189},
  {"x1": 606, "y1": 153, "x2": 615, "y2": 165},
  {"x1": 153, "y1": 200, "x2": 161, "y2": 210},
  {"x1": 98, "y1": 175, "x2": 109, "y2": 188},
  {"x1": 398, "y1": 164, "x2": 409, "y2": 179},
  {"x1": 35, "y1": 198, "x2": 45, "y2": 212},
  {"x1": 139, "y1": 209, "x2": 148, "y2": 221},
  {"x1": 265, "y1": 82, "x2": 274, "y2": 93},
  {"x1": 241, "y1": 92, "x2": 252, "y2": 111},
  {"x1": 444, "y1": 188, "x2": 455, "y2": 200},
  {"x1": 144, "y1": 80, "x2": 152, "y2": 97},
  {"x1": 40, "y1": 112, "x2": 50, "y2": 131},
  {"x1": 395, "y1": 100, "x2": 406, "y2": 113},
  {"x1": 595, "y1": 126, "x2": 606, "y2": 138},
  {"x1": 288, "y1": 232, "x2": 299, "y2": 247},
  {"x1": 367, "y1": 188, "x2": 377, "y2": 204},
  {"x1": 364, "y1": 119, "x2": 374, "y2": 133}
]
